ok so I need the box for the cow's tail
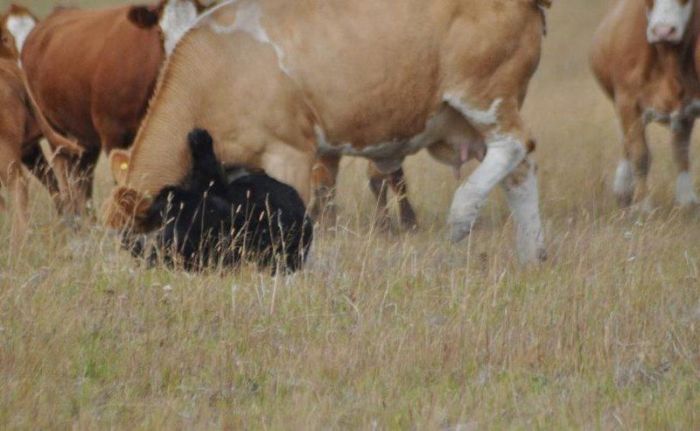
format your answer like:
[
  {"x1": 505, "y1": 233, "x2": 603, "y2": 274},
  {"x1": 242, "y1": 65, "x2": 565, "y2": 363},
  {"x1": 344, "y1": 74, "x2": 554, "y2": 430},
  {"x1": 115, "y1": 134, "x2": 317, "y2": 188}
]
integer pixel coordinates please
[
  {"x1": 533, "y1": 0, "x2": 552, "y2": 35},
  {"x1": 20, "y1": 68, "x2": 83, "y2": 157}
]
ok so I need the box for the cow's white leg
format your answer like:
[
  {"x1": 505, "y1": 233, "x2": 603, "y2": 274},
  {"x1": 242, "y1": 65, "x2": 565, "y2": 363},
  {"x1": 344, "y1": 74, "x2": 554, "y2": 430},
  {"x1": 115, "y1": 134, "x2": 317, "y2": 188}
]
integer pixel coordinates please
[
  {"x1": 613, "y1": 159, "x2": 635, "y2": 203},
  {"x1": 615, "y1": 97, "x2": 650, "y2": 208},
  {"x1": 448, "y1": 133, "x2": 526, "y2": 242},
  {"x1": 672, "y1": 118, "x2": 699, "y2": 205},
  {"x1": 502, "y1": 159, "x2": 546, "y2": 262}
]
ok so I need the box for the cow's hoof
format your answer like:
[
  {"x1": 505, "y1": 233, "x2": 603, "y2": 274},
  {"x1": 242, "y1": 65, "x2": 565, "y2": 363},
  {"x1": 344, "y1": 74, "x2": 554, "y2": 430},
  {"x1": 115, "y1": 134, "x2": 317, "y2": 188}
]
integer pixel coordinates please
[
  {"x1": 629, "y1": 197, "x2": 654, "y2": 215},
  {"x1": 533, "y1": 247, "x2": 548, "y2": 263},
  {"x1": 449, "y1": 221, "x2": 472, "y2": 243},
  {"x1": 398, "y1": 209, "x2": 419, "y2": 231},
  {"x1": 616, "y1": 194, "x2": 633, "y2": 208},
  {"x1": 675, "y1": 192, "x2": 699, "y2": 207}
]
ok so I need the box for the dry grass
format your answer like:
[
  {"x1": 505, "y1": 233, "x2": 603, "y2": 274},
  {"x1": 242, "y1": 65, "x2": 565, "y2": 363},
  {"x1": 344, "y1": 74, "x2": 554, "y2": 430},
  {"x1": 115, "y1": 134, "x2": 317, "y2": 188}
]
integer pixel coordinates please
[{"x1": 1, "y1": 0, "x2": 699, "y2": 429}]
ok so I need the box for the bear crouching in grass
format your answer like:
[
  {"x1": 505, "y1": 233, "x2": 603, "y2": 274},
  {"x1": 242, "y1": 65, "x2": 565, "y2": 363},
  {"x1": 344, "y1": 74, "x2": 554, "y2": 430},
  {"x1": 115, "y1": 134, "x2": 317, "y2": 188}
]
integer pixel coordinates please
[{"x1": 124, "y1": 128, "x2": 313, "y2": 273}]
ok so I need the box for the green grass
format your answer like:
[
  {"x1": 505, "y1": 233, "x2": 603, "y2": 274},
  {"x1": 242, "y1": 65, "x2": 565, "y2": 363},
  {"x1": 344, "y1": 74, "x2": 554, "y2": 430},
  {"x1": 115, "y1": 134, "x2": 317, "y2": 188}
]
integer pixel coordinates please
[{"x1": 0, "y1": 0, "x2": 699, "y2": 429}]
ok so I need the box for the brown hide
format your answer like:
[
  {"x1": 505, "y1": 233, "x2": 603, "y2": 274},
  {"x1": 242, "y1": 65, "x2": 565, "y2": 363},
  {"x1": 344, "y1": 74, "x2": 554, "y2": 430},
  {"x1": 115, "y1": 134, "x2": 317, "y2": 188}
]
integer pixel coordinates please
[
  {"x1": 0, "y1": 59, "x2": 61, "y2": 248},
  {"x1": 21, "y1": 6, "x2": 165, "y2": 153}
]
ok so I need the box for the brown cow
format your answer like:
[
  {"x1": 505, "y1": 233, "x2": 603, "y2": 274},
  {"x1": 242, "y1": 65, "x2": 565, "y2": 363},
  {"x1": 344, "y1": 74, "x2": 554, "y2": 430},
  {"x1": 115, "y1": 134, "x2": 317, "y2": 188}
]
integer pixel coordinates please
[
  {"x1": 591, "y1": 0, "x2": 700, "y2": 209},
  {"x1": 103, "y1": 0, "x2": 550, "y2": 263},
  {"x1": 20, "y1": 0, "x2": 207, "y2": 215}
]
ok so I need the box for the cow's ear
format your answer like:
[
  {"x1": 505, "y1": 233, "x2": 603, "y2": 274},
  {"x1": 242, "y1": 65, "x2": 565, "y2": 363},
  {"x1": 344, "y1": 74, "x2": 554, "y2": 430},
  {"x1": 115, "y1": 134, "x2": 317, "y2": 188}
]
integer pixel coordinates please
[
  {"x1": 127, "y1": 5, "x2": 160, "y2": 29},
  {"x1": 109, "y1": 149, "x2": 131, "y2": 186}
]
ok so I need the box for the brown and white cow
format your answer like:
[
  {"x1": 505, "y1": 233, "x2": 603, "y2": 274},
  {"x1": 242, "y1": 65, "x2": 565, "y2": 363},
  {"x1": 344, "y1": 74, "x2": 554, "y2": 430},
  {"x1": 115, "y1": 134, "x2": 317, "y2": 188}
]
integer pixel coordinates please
[
  {"x1": 19, "y1": 0, "x2": 207, "y2": 214},
  {"x1": 104, "y1": 0, "x2": 550, "y2": 263},
  {"x1": 591, "y1": 0, "x2": 700, "y2": 209}
]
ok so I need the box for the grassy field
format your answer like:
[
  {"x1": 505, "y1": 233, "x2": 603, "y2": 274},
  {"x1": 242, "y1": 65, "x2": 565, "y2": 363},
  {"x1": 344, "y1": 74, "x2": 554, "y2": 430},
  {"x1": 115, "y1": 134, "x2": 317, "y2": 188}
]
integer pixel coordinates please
[{"x1": 1, "y1": 0, "x2": 699, "y2": 429}]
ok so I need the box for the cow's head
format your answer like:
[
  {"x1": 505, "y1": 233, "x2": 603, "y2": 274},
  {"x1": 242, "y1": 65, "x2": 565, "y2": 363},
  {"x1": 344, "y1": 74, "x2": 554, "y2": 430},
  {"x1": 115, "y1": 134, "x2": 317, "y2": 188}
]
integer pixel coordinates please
[
  {"x1": 646, "y1": 0, "x2": 695, "y2": 44},
  {"x1": 102, "y1": 149, "x2": 154, "y2": 232},
  {"x1": 0, "y1": 4, "x2": 38, "y2": 60},
  {"x1": 128, "y1": 0, "x2": 208, "y2": 56}
]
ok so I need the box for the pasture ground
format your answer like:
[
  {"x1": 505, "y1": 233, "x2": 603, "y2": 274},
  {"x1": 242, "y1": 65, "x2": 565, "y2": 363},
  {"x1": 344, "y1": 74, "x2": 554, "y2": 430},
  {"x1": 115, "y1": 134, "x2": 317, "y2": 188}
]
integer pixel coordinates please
[{"x1": 1, "y1": 0, "x2": 698, "y2": 428}]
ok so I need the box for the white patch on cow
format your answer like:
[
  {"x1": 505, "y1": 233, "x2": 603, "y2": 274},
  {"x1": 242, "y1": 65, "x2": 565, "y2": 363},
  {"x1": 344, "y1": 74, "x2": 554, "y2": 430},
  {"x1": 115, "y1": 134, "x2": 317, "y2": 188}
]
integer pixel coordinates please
[
  {"x1": 6, "y1": 14, "x2": 36, "y2": 55},
  {"x1": 613, "y1": 159, "x2": 635, "y2": 198},
  {"x1": 647, "y1": 0, "x2": 693, "y2": 43},
  {"x1": 444, "y1": 93, "x2": 502, "y2": 127},
  {"x1": 159, "y1": 0, "x2": 200, "y2": 56},
  {"x1": 315, "y1": 107, "x2": 470, "y2": 171},
  {"x1": 503, "y1": 161, "x2": 546, "y2": 263},
  {"x1": 448, "y1": 134, "x2": 527, "y2": 243},
  {"x1": 684, "y1": 99, "x2": 700, "y2": 118},
  {"x1": 208, "y1": 1, "x2": 291, "y2": 75},
  {"x1": 676, "y1": 171, "x2": 699, "y2": 205}
]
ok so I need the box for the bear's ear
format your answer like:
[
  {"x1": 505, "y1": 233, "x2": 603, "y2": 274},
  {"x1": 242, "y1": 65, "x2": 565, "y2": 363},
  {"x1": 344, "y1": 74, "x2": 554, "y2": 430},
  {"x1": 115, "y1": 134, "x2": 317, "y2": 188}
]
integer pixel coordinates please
[
  {"x1": 109, "y1": 149, "x2": 131, "y2": 186},
  {"x1": 127, "y1": 4, "x2": 161, "y2": 29}
]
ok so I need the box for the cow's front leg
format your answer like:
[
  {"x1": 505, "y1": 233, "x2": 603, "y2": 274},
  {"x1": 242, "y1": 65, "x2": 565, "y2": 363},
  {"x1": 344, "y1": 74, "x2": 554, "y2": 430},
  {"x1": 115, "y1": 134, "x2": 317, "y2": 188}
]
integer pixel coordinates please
[
  {"x1": 262, "y1": 143, "x2": 314, "y2": 206},
  {"x1": 671, "y1": 117, "x2": 699, "y2": 206},
  {"x1": 310, "y1": 154, "x2": 340, "y2": 223},
  {"x1": 614, "y1": 98, "x2": 650, "y2": 209}
]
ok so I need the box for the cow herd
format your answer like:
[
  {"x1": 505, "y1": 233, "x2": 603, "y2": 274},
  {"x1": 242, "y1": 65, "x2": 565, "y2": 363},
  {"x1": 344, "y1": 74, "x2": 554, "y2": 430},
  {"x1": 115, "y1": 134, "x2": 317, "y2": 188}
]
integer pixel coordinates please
[{"x1": 0, "y1": 0, "x2": 699, "y2": 273}]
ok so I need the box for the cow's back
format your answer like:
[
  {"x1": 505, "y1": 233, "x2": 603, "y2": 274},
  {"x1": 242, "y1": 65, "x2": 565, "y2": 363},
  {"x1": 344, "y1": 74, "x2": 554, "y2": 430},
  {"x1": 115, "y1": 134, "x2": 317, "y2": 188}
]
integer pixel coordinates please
[
  {"x1": 21, "y1": 6, "x2": 163, "y2": 149},
  {"x1": 191, "y1": 0, "x2": 542, "y2": 149}
]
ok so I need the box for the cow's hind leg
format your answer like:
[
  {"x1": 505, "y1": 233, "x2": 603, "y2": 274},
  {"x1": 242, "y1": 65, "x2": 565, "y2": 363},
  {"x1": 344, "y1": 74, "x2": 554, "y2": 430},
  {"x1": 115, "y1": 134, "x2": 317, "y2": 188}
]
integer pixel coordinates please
[
  {"x1": 501, "y1": 158, "x2": 546, "y2": 262},
  {"x1": 310, "y1": 154, "x2": 340, "y2": 223},
  {"x1": 613, "y1": 98, "x2": 650, "y2": 209},
  {"x1": 22, "y1": 141, "x2": 64, "y2": 213},
  {"x1": 0, "y1": 144, "x2": 29, "y2": 250},
  {"x1": 671, "y1": 118, "x2": 698, "y2": 206},
  {"x1": 446, "y1": 95, "x2": 545, "y2": 263},
  {"x1": 70, "y1": 147, "x2": 101, "y2": 220}
]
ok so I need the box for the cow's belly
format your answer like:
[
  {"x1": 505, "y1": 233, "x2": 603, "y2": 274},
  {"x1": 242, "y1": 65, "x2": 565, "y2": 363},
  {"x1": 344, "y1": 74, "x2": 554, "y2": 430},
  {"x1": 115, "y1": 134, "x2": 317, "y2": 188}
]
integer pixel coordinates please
[{"x1": 316, "y1": 106, "x2": 483, "y2": 173}]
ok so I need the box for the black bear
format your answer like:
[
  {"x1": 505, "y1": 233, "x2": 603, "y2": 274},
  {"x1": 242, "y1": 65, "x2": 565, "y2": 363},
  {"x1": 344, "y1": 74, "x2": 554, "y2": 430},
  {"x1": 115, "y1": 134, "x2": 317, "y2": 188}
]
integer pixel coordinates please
[{"x1": 124, "y1": 128, "x2": 313, "y2": 272}]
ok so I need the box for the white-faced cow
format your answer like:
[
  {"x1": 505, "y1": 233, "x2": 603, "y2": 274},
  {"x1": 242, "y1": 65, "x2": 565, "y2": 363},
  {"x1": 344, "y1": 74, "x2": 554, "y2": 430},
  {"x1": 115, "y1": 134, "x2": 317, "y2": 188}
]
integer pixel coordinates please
[
  {"x1": 104, "y1": 0, "x2": 550, "y2": 263},
  {"x1": 591, "y1": 0, "x2": 700, "y2": 209},
  {"x1": 19, "y1": 0, "x2": 207, "y2": 215}
]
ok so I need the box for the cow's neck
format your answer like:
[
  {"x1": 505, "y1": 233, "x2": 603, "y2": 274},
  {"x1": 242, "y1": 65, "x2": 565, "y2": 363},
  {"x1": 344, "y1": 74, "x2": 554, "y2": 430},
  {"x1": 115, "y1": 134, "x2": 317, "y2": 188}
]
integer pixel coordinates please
[{"x1": 125, "y1": 82, "x2": 197, "y2": 197}]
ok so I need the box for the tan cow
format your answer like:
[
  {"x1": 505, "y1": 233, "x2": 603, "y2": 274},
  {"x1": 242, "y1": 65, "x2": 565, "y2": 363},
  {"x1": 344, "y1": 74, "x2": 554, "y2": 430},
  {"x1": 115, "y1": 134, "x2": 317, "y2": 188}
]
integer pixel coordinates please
[
  {"x1": 20, "y1": 0, "x2": 207, "y2": 215},
  {"x1": 591, "y1": 0, "x2": 700, "y2": 209},
  {"x1": 104, "y1": 0, "x2": 550, "y2": 263}
]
